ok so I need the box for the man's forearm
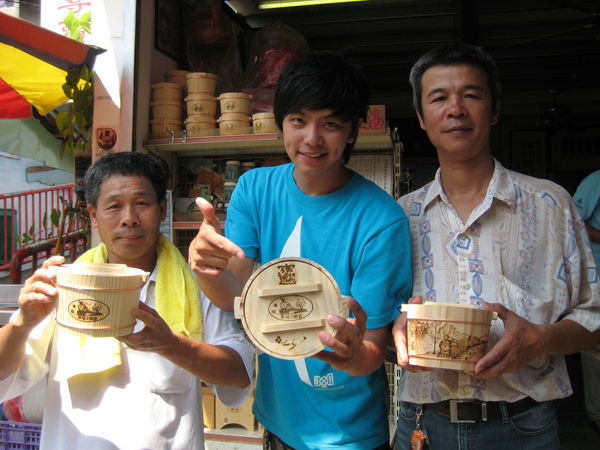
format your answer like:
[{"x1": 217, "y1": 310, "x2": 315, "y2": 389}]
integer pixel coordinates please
[
  {"x1": 157, "y1": 332, "x2": 251, "y2": 388},
  {"x1": 544, "y1": 319, "x2": 600, "y2": 356},
  {"x1": 0, "y1": 321, "x2": 30, "y2": 380},
  {"x1": 585, "y1": 221, "x2": 600, "y2": 244},
  {"x1": 345, "y1": 327, "x2": 388, "y2": 377},
  {"x1": 195, "y1": 269, "x2": 243, "y2": 312}
]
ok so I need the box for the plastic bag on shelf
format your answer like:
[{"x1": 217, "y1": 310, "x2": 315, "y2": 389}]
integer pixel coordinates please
[
  {"x1": 183, "y1": 0, "x2": 246, "y2": 94},
  {"x1": 245, "y1": 22, "x2": 310, "y2": 90}
]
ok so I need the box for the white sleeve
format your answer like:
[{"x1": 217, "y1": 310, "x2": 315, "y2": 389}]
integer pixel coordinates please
[
  {"x1": 0, "y1": 312, "x2": 53, "y2": 403},
  {"x1": 200, "y1": 291, "x2": 255, "y2": 408}
]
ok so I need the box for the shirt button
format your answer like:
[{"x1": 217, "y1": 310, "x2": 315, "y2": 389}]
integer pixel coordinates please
[
  {"x1": 463, "y1": 386, "x2": 472, "y2": 394},
  {"x1": 465, "y1": 283, "x2": 472, "y2": 290}
]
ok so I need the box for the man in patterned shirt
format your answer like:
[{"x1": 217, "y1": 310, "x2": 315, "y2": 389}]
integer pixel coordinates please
[{"x1": 392, "y1": 42, "x2": 600, "y2": 449}]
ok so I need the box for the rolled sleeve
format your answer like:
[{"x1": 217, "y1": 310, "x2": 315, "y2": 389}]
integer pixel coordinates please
[
  {"x1": 200, "y1": 293, "x2": 255, "y2": 408},
  {"x1": 0, "y1": 312, "x2": 53, "y2": 403}
]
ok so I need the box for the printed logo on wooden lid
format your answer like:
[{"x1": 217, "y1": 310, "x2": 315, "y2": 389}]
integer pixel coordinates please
[{"x1": 234, "y1": 257, "x2": 347, "y2": 360}]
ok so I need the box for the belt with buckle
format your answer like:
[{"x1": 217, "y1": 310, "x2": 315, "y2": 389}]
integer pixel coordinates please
[{"x1": 425, "y1": 397, "x2": 540, "y2": 423}]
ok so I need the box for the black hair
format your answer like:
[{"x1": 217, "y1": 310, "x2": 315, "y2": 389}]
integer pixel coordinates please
[
  {"x1": 274, "y1": 50, "x2": 370, "y2": 164},
  {"x1": 409, "y1": 42, "x2": 502, "y2": 117},
  {"x1": 84, "y1": 152, "x2": 167, "y2": 208}
]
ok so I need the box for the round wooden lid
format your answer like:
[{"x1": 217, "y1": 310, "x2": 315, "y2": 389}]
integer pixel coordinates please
[{"x1": 235, "y1": 257, "x2": 346, "y2": 360}]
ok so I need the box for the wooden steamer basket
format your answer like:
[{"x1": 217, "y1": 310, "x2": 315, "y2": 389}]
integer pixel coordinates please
[
  {"x1": 218, "y1": 92, "x2": 252, "y2": 114},
  {"x1": 52, "y1": 262, "x2": 149, "y2": 338},
  {"x1": 234, "y1": 257, "x2": 348, "y2": 360},
  {"x1": 252, "y1": 112, "x2": 277, "y2": 134},
  {"x1": 186, "y1": 72, "x2": 218, "y2": 95},
  {"x1": 151, "y1": 82, "x2": 184, "y2": 103},
  {"x1": 217, "y1": 113, "x2": 251, "y2": 136},
  {"x1": 164, "y1": 70, "x2": 190, "y2": 91},
  {"x1": 184, "y1": 93, "x2": 217, "y2": 116},
  {"x1": 402, "y1": 302, "x2": 498, "y2": 370}
]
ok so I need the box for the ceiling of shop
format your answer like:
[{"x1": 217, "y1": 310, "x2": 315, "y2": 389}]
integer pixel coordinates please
[{"x1": 225, "y1": 0, "x2": 600, "y2": 133}]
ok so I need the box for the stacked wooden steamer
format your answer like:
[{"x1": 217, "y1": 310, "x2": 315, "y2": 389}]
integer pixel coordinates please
[
  {"x1": 149, "y1": 72, "x2": 186, "y2": 138},
  {"x1": 150, "y1": 71, "x2": 279, "y2": 137},
  {"x1": 217, "y1": 92, "x2": 252, "y2": 135},
  {"x1": 165, "y1": 70, "x2": 189, "y2": 91},
  {"x1": 251, "y1": 111, "x2": 277, "y2": 134},
  {"x1": 185, "y1": 72, "x2": 218, "y2": 137}
]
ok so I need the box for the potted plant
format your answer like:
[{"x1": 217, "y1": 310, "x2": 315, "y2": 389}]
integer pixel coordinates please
[{"x1": 55, "y1": 11, "x2": 93, "y2": 204}]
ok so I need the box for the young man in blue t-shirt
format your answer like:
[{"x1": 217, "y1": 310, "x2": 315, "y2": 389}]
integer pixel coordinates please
[{"x1": 189, "y1": 51, "x2": 412, "y2": 450}]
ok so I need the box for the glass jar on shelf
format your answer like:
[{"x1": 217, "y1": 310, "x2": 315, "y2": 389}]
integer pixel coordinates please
[
  {"x1": 241, "y1": 161, "x2": 256, "y2": 174},
  {"x1": 225, "y1": 160, "x2": 241, "y2": 181},
  {"x1": 223, "y1": 181, "x2": 237, "y2": 202}
]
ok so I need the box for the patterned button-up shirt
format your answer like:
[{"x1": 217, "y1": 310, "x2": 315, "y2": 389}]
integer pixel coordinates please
[{"x1": 398, "y1": 159, "x2": 600, "y2": 403}]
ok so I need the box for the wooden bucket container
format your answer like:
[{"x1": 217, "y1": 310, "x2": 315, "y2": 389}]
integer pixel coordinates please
[
  {"x1": 234, "y1": 257, "x2": 347, "y2": 360},
  {"x1": 53, "y1": 262, "x2": 149, "y2": 338},
  {"x1": 186, "y1": 72, "x2": 218, "y2": 94},
  {"x1": 149, "y1": 118, "x2": 182, "y2": 138},
  {"x1": 151, "y1": 100, "x2": 184, "y2": 121},
  {"x1": 218, "y1": 92, "x2": 252, "y2": 115},
  {"x1": 164, "y1": 70, "x2": 190, "y2": 91},
  {"x1": 252, "y1": 112, "x2": 277, "y2": 134},
  {"x1": 184, "y1": 93, "x2": 217, "y2": 116},
  {"x1": 151, "y1": 82, "x2": 184, "y2": 103},
  {"x1": 185, "y1": 115, "x2": 216, "y2": 137},
  {"x1": 218, "y1": 113, "x2": 251, "y2": 135},
  {"x1": 401, "y1": 302, "x2": 497, "y2": 370}
]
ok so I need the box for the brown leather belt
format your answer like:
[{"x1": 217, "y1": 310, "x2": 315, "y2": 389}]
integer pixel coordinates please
[{"x1": 426, "y1": 397, "x2": 540, "y2": 423}]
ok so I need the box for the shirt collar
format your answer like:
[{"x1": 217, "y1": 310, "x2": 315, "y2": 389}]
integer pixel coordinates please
[
  {"x1": 488, "y1": 158, "x2": 517, "y2": 210},
  {"x1": 139, "y1": 265, "x2": 157, "y2": 306},
  {"x1": 419, "y1": 158, "x2": 517, "y2": 216},
  {"x1": 149, "y1": 265, "x2": 158, "y2": 283}
]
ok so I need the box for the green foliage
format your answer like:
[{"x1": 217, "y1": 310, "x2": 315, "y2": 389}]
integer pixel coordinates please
[
  {"x1": 63, "y1": 11, "x2": 91, "y2": 42},
  {"x1": 18, "y1": 209, "x2": 62, "y2": 246},
  {"x1": 56, "y1": 11, "x2": 94, "y2": 158},
  {"x1": 50, "y1": 208, "x2": 61, "y2": 226}
]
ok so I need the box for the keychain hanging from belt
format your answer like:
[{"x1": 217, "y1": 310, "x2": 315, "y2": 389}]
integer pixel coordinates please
[{"x1": 410, "y1": 406, "x2": 427, "y2": 450}]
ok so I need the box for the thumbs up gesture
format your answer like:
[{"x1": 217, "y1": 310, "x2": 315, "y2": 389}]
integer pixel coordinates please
[{"x1": 188, "y1": 197, "x2": 245, "y2": 278}]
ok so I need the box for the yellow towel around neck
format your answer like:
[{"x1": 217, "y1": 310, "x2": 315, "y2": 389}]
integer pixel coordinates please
[{"x1": 55, "y1": 234, "x2": 203, "y2": 380}]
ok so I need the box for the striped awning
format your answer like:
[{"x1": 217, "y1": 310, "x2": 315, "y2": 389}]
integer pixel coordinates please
[{"x1": 0, "y1": 12, "x2": 104, "y2": 119}]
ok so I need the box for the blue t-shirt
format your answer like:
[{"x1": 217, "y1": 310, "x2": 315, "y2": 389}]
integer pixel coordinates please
[
  {"x1": 226, "y1": 163, "x2": 412, "y2": 449},
  {"x1": 573, "y1": 170, "x2": 600, "y2": 267}
]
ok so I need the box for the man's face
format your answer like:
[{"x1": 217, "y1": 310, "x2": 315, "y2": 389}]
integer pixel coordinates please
[
  {"x1": 87, "y1": 175, "x2": 166, "y2": 272},
  {"x1": 282, "y1": 107, "x2": 355, "y2": 194},
  {"x1": 417, "y1": 63, "x2": 499, "y2": 160}
]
